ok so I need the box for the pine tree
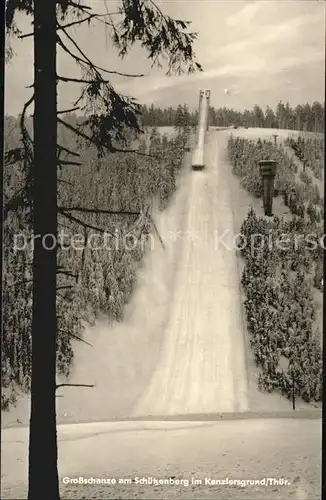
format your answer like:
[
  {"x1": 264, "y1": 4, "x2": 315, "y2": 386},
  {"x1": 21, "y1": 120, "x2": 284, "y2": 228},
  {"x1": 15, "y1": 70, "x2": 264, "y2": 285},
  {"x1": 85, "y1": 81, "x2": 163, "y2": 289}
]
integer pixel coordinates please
[{"x1": 174, "y1": 104, "x2": 185, "y2": 132}]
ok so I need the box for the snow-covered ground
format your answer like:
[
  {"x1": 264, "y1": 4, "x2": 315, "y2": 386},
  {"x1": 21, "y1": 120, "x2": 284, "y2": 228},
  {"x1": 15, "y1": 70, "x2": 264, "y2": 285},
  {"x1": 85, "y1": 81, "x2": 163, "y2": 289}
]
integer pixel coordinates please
[
  {"x1": 1, "y1": 416, "x2": 321, "y2": 499},
  {"x1": 224, "y1": 127, "x2": 322, "y2": 141}
]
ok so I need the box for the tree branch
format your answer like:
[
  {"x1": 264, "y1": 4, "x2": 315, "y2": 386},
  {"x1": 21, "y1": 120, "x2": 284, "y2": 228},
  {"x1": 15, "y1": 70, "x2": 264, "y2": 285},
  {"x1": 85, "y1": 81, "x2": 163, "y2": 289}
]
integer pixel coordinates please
[
  {"x1": 58, "y1": 21, "x2": 101, "y2": 68},
  {"x1": 13, "y1": 0, "x2": 96, "y2": 38},
  {"x1": 57, "y1": 24, "x2": 145, "y2": 78},
  {"x1": 57, "y1": 144, "x2": 80, "y2": 158},
  {"x1": 58, "y1": 179, "x2": 74, "y2": 187},
  {"x1": 58, "y1": 13, "x2": 105, "y2": 31},
  {"x1": 149, "y1": 215, "x2": 166, "y2": 250},
  {"x1": 58, "y1": 329, "x2": 93, "y2": 347},
  {"x1": 57, "y1": 75, "x2": 95, "y2": 84},
  {"x1": 58, "y1": 159, "x2": 83, "y2": 167},
  {"x1": 58, "y1": 208, "x2": 117, "y2": 237},
  {"x1": 58, "y1": 117, "x2": 99, "y2": 145},
  {"x1": 18, "y1": 95, "x2": 34, "y2": 212},
  {"x1": 57, "y1": 106, "x2": 80, "y2": 115},
  {"x1": 58, "y1": 221, "x2": 74, "y2": 231},
  {"x1": 57, "y1": 11, "x2": 122, "y2": 34},
  {"x1": 57, "y1": 269, "x2": 78, "y2": 279},
  {"x1": 56, "y1": 34, "x2": 88, "y2": 68},
  {"x1": 57, "y1": 292, "x2": 69, "y2": 302},
  {"x1": 58, "y1": 206, "x2": 141, "y2": 216},
  {"x1": 3, "y1": 186, "x2": 27, "y2": 220},
  {"x1": 112, "y1": 146, "x2": 155, "y2": 157},
  {"x1": 55, "y1": 383, "x2": 94, "y2": 390},
  {"x1": 19, "y1": 32, "x2": 33, "y2": 40},
  {"x1": 66, "y1": 1, "x2": 92, "y2": 13},
  {"x1": 58, "y1": 117, "x2": 156, "y2": 157},
  {"x1": 4, "y1": 147, "x2": 25, "y2": 166}
]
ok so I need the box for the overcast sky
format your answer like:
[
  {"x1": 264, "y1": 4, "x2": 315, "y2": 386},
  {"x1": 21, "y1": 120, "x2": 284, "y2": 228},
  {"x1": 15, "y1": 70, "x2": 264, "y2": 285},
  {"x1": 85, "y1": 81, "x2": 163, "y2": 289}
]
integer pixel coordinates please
[{"x1": 5, "y1": 0, "x2": 325, "y2": 115}]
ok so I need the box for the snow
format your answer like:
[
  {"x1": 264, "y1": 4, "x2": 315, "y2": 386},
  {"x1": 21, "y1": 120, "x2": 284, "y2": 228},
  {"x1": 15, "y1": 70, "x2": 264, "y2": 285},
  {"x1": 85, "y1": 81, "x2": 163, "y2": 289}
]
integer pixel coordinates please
[{"x1": 1, "y1": 417, "x2": 321, "y2": 499}]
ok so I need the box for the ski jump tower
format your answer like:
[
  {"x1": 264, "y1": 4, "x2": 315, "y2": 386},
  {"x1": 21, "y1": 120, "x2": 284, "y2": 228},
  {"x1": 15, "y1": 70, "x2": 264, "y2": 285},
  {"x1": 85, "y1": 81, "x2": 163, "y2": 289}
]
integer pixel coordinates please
[{"x1": 192, "y1": 89, "x2": 210, "y2": 170}]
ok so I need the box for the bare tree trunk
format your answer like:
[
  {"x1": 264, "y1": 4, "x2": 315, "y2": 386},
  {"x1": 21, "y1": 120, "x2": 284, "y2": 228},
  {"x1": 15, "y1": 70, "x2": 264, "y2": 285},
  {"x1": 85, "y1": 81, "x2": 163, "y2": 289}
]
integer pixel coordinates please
[{"x1": 28, "y1": 0, "x2": 59, "y2": 498}]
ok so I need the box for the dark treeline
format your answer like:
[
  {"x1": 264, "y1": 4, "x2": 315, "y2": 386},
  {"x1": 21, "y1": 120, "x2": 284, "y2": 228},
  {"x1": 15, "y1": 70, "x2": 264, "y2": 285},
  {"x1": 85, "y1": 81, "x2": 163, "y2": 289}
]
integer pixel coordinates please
[{"x1": 140, "y1": 101, "x2": 325, "y2": 132}]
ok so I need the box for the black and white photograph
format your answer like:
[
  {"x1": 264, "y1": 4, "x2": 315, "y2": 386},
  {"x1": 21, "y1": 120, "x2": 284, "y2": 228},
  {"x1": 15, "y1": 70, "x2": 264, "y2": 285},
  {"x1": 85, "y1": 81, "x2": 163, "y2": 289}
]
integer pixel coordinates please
[{"x1": 2, "y1": 0, "x2": 324, "y2": 498}]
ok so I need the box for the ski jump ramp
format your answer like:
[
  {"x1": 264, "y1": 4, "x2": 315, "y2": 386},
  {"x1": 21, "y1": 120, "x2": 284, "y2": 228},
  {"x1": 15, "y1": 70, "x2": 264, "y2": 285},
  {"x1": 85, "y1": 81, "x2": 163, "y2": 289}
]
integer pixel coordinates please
[
  {"x1": 192, "y1": 89, "x2": 210, "y2": 170},
  {"x1": 133, "y1": 112, "x2": 248, "y2": 416}
]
